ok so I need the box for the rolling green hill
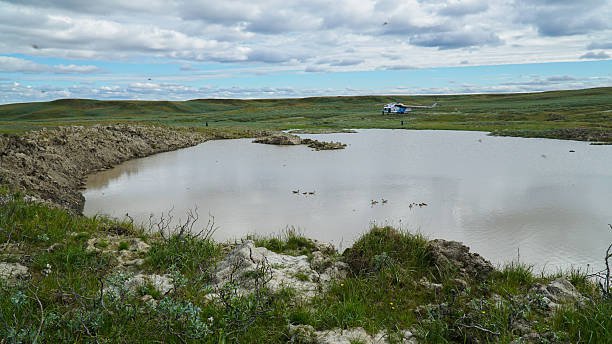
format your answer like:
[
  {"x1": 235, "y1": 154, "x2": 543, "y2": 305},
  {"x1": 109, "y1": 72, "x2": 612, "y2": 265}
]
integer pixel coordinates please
[{"x1": 1, "y1": 87, "x2": 611, "y2": 141}]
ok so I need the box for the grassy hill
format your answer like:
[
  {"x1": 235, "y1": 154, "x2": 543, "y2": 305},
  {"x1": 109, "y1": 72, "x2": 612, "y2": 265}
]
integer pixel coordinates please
[{"x1": 1, "y1": 87, "x2": 611, "y2": 141}]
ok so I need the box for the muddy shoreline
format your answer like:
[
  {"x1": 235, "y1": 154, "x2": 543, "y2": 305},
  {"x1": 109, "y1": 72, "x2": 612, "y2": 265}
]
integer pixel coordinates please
[{"x1": 0, "y1": 125, "x2": 219, "y2": 213}]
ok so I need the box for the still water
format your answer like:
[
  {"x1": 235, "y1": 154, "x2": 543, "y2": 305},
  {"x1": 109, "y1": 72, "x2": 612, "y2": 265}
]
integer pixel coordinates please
[{"x1": 84, "y1": 130, "x2": 612, "y2": 271}]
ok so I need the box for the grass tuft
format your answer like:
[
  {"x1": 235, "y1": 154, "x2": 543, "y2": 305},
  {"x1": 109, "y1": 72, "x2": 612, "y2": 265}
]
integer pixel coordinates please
[
  {"x1": 251, "y1": 227, "x2": 317, "y2": 256},
  {"x1": 342, "y1": 226, "x2": 431, "y2": 277},
  {"x1": 145, "y1": 235, "x2": 220, "y2": 277}
]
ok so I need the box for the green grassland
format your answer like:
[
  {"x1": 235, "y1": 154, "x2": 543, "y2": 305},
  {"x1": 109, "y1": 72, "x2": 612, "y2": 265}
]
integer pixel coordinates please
[{"x1": 1, "y1": 87, "x2": 611, "y2": 141}]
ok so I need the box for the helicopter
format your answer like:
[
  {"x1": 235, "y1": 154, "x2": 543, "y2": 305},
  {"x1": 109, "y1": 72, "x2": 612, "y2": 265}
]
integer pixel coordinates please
[{"x1": 382, "y1": 101, "x2": 437, "y2": 114}]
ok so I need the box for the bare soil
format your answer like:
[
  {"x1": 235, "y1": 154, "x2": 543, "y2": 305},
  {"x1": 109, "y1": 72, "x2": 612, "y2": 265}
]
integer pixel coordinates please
[{"x1": 0, "y1": 125, "x2": 211, "y2": 213}]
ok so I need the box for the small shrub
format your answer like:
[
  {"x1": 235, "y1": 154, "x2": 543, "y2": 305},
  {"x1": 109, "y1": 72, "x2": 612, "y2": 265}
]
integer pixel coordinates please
[
  {"x1": 117, "y1": 241, "x2": 130, "y2": 251},
  {"x1": 146, "y1": 235, "x2": 219, "y2": 276},
  {"x1": 139, "y1": 282, "x2": 163, "y2": 299},
  {"x1": 490, "y1": 262, "x2": 535, "y2": 294},
  {"x1": 95, "y1": 240, "x2": 109, "y2": 249},
  {"x1": 342, "y1": 226, "x2": 430, "y2": 276},
  {"x1": 252, "y1": 227, "x2": 317, "y2": 256},
  {"x1": 553, "y1": 298, "x2": 612, "y2": 342}
]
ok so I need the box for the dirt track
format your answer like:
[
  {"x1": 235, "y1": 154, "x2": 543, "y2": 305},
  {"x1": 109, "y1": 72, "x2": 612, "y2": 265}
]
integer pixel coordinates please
[{"x1": 0, "y1": 125, "x2": 211, "y2": 212}]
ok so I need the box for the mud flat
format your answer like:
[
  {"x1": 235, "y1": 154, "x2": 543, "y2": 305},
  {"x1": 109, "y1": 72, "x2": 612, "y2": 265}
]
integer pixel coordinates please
[{"x1": 0, "y1": 125, "x2": 213, "y2": 212}]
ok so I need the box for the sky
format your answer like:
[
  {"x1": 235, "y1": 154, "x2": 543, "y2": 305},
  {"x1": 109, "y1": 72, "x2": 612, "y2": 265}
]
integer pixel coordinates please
[{"x1": 0, "y1": 0, "x2": 611, "y2": 104}]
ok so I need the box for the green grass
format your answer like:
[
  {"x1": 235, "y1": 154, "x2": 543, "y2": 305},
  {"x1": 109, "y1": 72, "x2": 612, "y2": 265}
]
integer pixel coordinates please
[
  {"x1": 342, "y1": 226, "x2": 432, "y2": 277},
  {"x1": 553, "y1": 299, "x2": 612, "y2": 343},
  {"x1": 117, "y1": 241, "x2": 130, "y2": 251},
  {"x1": 145, "y1": 234, "x2": 221, "y2": 277},
  {"x1": 250, "y1": 227, "x2": 318, "y2": 256},
  {"x1": 1, "y1": 87, "x2": 610, "y2": 142}
]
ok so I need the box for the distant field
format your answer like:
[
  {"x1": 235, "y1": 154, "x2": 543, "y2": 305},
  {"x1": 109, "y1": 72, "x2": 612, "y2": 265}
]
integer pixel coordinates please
[{"x1": 0, "y1": 87, "x2": 611, "y2": 141}]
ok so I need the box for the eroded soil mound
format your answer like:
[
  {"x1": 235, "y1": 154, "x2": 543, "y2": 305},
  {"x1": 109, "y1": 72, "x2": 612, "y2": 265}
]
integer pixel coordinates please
[
  {"x1": 428, "y1": 239, "x2": 494, "y2": 280},
  {"x1": 0, "y1": 125, "x2": 209, "y2": 212},
  {"x1": 253, "y1": 133, "x2": 302, "y2": 145},
  {"x1": 253, "y1": 133, "x2": 347, "y2": 150}
]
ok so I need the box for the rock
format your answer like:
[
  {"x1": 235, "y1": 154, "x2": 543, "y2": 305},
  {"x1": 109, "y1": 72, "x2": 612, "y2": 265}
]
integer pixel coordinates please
[
  {"x1": 531, "y1": 278, "x2": 585, "y2": 310},
  {"x1": 419, "y1": 277, "x2": 443, "y2": 292},
  {"x1": 511, "y1": 319, "x2": 532, "y2": 336},
  {"x1": 288, "y1": 325, "x2": 417, "y2": 344},
  {"x1": 312, "y1": 240, "x2": 336, "y2": 255},
  {"x1": 510, "y1": 332, "x2": 541, "y2": 344},
  {"x1": 129, "y1": 238, "x2": 151, "y2": 253},
  {"x1": 212, "y1": 240, "x2": 347, "y2": 300},
  {"x1": 310, "y1": 251, "x2": 329, "y2": 271},
  {"x1": 105, "y1": 273, "x2": 174, "y2": 298},
  {"x1": 428, "y1": 239, "x2": 494, "y2": 280},
  {"x1": 42, "y1": 263, "x2": 52, "y2": 276},
  {"x1": 400, "y1": 330, "x2": 417, "y2": 344},
  {"x1": 288, "y1": 324, "x2": 318, "y2": 343},
  {"x1": 253, "y1": 134, "x2": 302, "y2": 145},
  {"x1": 301, "y1": 139, "x2": 347, "y2": 151},
  {"x1": 310, "y1": 250, "x2": 349, "y2": 281},
  {"x1": 213, "y1": 240, "x2": 319, "y2": 299},
  {"x1": 451, "y1": 278, "x2": 468, "y2": 291},
  {"x1": 318, "y1": 261, "x2": 349, "y2": 284},
  {"x1": 123, "y1": 258, "x2": 145, "y2": 267},
  {"x1": 86, "y1": 235, "x2": 150, "y2": 268},
  {"x1": 125, "y1": 273, "x2": 174, "y2": 295},
  {"x1": 46, "y1": 242, "x2": 63, "y2": 252},
  {"x1": 252, "y1": 134, "x2": 346, "y2": 151},
  {"x1": 317, "y1": 327, "x2": 375, "y2": 344},
  {"x1": 0, "y1": 262, "x2": 29, "y2": 285}
]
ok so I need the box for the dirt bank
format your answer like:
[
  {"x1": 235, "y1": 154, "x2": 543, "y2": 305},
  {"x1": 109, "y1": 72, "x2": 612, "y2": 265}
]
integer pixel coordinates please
[{"x1": 0, "y1": 125, "x2": 216, "y2": 213}]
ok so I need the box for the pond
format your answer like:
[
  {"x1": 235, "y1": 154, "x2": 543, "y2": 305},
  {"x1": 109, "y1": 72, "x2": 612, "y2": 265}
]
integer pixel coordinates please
[{"x1": 84, "y1": 130, "x2": 612, "y2": 272}]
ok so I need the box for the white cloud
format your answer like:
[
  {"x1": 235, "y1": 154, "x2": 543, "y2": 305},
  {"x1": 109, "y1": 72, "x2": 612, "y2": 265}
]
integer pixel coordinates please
[
  {"x1": 0, "y1": 0, "x2": 611, "y2": 101},
  {"x1": 0, "y1": 56, "x2": 44, "y2": 73},
  {"x1": 54, "y1": 64, "x2": 101, "y2": 73},
  {"x1": 0, "y1": 2, "x2": 249, "y2": 62},
  {"x1": 588, "y1": 41, "x2": 612, "y2": 49},
  {"x1": 580, "y1": 51, "x2": 610, "y2": 59},
  {"x1": 410, "y1": 27, "x2": 502, "y2": 49},
  {"x1": 0, "y1": 56, "x2": 101, "y2": 74},
  {"x1": 514, "y1": 0, "x2": 611, "y2": 37},
  {"x1": 438, "y1": 0, "x2": 489, "y2": 16}
]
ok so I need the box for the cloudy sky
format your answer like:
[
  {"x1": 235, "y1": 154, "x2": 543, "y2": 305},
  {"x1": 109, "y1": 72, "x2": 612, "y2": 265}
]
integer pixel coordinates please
[{"x1": 0, "y1": 0, "x2": 611, "y2": 103}]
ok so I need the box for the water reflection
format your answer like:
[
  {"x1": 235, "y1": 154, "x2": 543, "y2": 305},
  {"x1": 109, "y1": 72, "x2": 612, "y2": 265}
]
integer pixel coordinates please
[{"x1": 83, "y1": 130, "x2": 612, "y2": 272}]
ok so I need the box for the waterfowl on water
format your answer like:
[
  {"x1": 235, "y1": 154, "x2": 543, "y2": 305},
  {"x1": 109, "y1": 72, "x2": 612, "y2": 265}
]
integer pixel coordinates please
[
  {"x1": 292, "y1": 190, "x2": 300, "y2": 194},
  {"x1": 371, "y1": 200, "x2": 379, "y2": 205},
  {"x1": 381, "y1": 198, "x2": 388, "y2": 204}
]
